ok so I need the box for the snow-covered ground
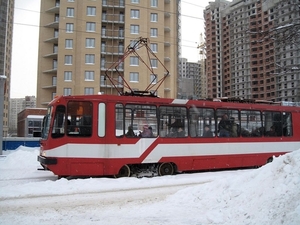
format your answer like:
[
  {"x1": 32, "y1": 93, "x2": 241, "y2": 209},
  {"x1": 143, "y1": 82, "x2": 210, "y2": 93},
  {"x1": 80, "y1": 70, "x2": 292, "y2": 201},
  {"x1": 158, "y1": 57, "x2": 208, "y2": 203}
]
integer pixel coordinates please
[{"x1": 0, "y1": 146, "x2": 299, "y2": 225}]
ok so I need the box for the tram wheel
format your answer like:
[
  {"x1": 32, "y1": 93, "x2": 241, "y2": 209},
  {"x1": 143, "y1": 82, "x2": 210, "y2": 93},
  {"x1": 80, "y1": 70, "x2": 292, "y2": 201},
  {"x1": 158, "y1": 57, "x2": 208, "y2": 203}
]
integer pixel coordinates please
[
  {"x1": 114, "y1": 164, "x2": 131, "y2": 178},
  {"x1": 158, "y1": 162, "x2": 174, "y2": 176},
  {"x1": 266, "y1": 157, "x2": 273, "y2": 163}
]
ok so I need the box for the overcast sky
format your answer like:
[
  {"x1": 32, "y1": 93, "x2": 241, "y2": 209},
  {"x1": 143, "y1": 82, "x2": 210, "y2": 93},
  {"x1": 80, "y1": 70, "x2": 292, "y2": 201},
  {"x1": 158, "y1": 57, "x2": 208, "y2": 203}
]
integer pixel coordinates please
[{"x1": 11, "y1": 0, "x2": 211, "y2": 98}]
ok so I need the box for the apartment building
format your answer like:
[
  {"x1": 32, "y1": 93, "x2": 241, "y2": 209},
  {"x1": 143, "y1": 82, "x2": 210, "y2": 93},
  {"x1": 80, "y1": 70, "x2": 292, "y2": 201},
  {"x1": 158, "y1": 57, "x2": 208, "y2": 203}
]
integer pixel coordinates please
[
  {"x1": 9, "y1": 96, "x2": 37, "y2": 134},
  {"x1": 0, "y1": 0, "x2": 14, "y2": 137},
  {"x1": 36, "y1": 0, "x2": 180, "y2": 107},
  {"x1": 178, "y1": 58, "x2": 202, "y2": 99},
  {"x1": 204, "y1": 0, "x2": 300, "y2": 101}
]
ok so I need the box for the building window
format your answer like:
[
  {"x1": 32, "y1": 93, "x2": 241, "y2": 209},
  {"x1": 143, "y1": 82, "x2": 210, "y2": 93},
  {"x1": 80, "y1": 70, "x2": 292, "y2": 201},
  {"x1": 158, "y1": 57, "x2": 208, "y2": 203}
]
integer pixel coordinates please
[
  {"x1": 66, "y1": 23, "x2": 74, "y2": 33},
  {"x1": 86, "y1": 38, "x2": 95, "y2": 48},
  {"x1": 150, "y1": 13, "x2": 158, "y2": 22},
  {"x1": 55, "y1": 14, "x2": 59, "y2": 22},
  {"x1": 66, "y1": 8, "x2": 74, "y2": 17},
  {"x1": 101, "y1": 58, "x2": 105, "y2": 68},
  {"x1": 86, "y1": 22, "x2": 96, "y2": 32},
  {"x1": 150, "y1": 43, "x2": 158, "y2": 52},
  {"x1": 85, "y1": 71, "x2": 95, "y2": 81},
  {"x1": 130, "y1": 56, "x2": 139, "y2": 66},
  {"x1": 87, "y1": 6, "x2": 96, "y2": 16},
  {"x1": 54, "y1": 29, "x2": 59, "y2": 37},
  {"x1": 131, "y1": 0, "x2": 139, "y2": 3},
  {"x1": 53, "y1": 59, "x2": 57, "y2": 69},
  {"x1": 84, "y1": 87, "x2": 94, "y2": 95},
  {"x1": 130, "y1": 25, "x2": 139, "y2": 34},
  {"x1": 64, "y1": 71, "x2": 72, "y2": 81},
  {"x1": 150, "y1": 74, "x2": 157, "y2": 84},
  {"x1": 64, "y1": 88, "x2": 72, "y2": 96},
  {"x1": 100, "y1": 75, "x2": 105, "y2": 85},
  {"x1": 65, "y1": 39, "x2": 73, "y2": 49},
  {"x1": 130, "y1": 72, "x2": 139, "y2": 82},
  {"x1": 151, "y1": 59, "x2": 157, "y2": 68},
  {"x1": 52, "y1": 76, "x2": 57, "y2": 86},
  {"x1": 151, "y1": 0, "x2": 158, "y2": 7},
  {"x1": 65, "y1": 55, "x2": 73, "y2": 65},
  {"x1": 150, "y1": 28, "x2": 158, "y2": 37},
  {"x1": 85, "y1": 54, "x2": 95, "y2": 64},
  {"x1": 67, "y1": 0, "x2": 74, "y2": 2},
  {"x1": 131, "y1": 9, "x2": 140, "y2": 18}
]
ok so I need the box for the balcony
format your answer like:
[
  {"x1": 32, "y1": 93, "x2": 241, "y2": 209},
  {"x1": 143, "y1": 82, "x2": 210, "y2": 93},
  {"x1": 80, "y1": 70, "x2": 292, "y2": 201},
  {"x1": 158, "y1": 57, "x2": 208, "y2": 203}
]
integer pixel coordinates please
[
  {"x1": 43, "y1": 68, "x2": 57, "y2": 74},
  {"x1": 164, "y1": 27, "x2": 171, "y2": 32},
  {"x1": 102, "y1": 14, "x2": 124, "y2": 24},
  {"x1": 101, "y1": 30, "x2": 124, "y2": 39},
  {"x1": 44, "y1": 52, "x2": 58, "y2": 58},
  {"x1": 101, "y1": 46, "x2": 124, "y2": 55},
  {"x1": 45, "y1": 21, "x2": 59, "y2": 29},
  {"x1": 164, "y1": 57, "x2": 171, "y2": 62},
  {"x1": 44, "y1": 36, "x2": 58, "y2": 43},
  {"x1": 46, "y1": 5, "x2": 59, "y2": 14},
  {"x1": 102, "y1": 0, "x2": 125, "y2": 8},
  {"x1": 42, "y1": 85, "x2": 56, "y2": 89}
]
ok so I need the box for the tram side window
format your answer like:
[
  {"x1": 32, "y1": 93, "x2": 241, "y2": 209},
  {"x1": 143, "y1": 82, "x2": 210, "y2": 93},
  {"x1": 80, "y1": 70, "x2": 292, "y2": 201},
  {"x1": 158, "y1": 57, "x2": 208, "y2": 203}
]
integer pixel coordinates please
[
  {"x1": 263, "y1": 111, "x2": 282, "y2": 137},
  {"x1": 66, "y1": 101, "x2": 92, "y2": 137},
  {"x1": 115, "y1": 104, "x2": 158, "y2": 138},
  {"x1": 159, "y1": 106, "x2": 187, "y2": 137},
  {"x1": 189, "y1": 107, "x2": 215, "y2": 137},
  {"x1": 240, "y1": 110, "x2": 262, "y2": 137},
  {"x1": 282, "y1": 112, "x2": 292, "y2": 136},
  {"x1": 52, "y1": 105, "x2": 66, "y2": 138},
  {"x1": 216, "y1": 109, "x2": 239, "y2": 137},
  {"x1": 115, "y1": 104, "x2": 124, "y2": 137}
]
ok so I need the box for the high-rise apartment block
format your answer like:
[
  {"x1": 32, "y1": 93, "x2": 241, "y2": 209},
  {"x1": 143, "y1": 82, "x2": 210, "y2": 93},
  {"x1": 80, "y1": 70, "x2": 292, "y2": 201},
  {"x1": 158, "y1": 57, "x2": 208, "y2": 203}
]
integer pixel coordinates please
[
  {"x1": 0, "y1": 0, "x2": 14, "y2": 137},
  {"x1": 178, "y1": 58, "x2": 202, "y2": 99},
  {"x1": 36, "y1": 0, "x2": 180, "y2": 107},
  {"x1": 204, "y1": 0, "x2": 300, "y2": 101}
]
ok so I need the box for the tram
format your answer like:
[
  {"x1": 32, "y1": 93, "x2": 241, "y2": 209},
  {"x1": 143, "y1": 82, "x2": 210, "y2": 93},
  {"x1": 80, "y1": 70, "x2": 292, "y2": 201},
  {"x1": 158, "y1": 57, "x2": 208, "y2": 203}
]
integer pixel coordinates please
[
  {"x1": 37, "y1": 37, "x2": 300, "y2": 177},
  {"x1": 37, "y1": 95, "x2": 300, "y2": 177}
]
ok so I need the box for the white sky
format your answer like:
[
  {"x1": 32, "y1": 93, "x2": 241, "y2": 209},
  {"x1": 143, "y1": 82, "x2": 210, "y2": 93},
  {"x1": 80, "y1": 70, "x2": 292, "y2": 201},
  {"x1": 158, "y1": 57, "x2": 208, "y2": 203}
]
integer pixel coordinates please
[
  {"x1": 11, "y1": 0, "x2": 211, "y2": 98},
  {"x1": 0, "y1": 146, "x2": 299, "y2": 224}
]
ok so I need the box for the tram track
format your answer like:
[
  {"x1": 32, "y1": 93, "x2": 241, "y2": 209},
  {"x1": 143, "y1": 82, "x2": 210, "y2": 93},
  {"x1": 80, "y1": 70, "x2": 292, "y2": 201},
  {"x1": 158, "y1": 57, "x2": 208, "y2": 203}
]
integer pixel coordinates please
[{"x1": 0, "y1": 179, "x2": 211, "y2": 216}]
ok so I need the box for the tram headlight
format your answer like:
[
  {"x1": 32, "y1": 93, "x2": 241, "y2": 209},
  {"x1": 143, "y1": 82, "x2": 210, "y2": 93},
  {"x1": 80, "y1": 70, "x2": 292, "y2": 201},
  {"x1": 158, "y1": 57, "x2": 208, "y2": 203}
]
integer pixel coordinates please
[{"x1": 42, "y1": 151, "x2": 46, "y2": 157}]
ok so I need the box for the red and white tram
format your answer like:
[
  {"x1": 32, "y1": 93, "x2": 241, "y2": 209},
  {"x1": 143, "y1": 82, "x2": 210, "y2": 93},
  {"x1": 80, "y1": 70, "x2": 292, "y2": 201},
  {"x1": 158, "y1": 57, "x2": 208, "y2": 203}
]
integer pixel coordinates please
[{"x1": 38, "y1": 95, "x2": 300, "y2": 178}]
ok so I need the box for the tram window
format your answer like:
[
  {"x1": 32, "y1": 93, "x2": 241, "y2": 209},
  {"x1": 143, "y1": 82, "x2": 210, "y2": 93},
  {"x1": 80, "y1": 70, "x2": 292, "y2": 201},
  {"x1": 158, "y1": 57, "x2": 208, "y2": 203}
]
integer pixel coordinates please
[
  {"x1": 115, "y1": 104, "x2": 158, "y2": 138},
  {"x1": 189, "y1": 107, "x2": 215, "y2": 137},
  {"x1": 263, "y1": 111, "x2": 282, "y2": 137},
  {"x1": 240, "y1": 110, "x2": 262, "y2": 137},
  {"x1": 282, "y1": 112, "x2": 292, "y2": 137},
  {"x1": 216, "y1": 109, "x2": 239, "y2": 137},
  {"x1": 159, "y1": 106, "x2": 187, "y2": 138},
  {"x1": 52, "y1": 105, "x2": 66, "y2": 138},
  {"x1": 66, "y1": 101, "x2": 93, "y2": 137}
]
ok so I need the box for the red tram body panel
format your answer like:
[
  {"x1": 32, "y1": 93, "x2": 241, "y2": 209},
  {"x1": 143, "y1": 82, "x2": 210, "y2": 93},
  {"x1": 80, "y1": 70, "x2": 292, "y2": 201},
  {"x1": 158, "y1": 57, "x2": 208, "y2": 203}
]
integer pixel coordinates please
[{"x1": 38, "y1": 95, "x2": 300, "y2": 177}]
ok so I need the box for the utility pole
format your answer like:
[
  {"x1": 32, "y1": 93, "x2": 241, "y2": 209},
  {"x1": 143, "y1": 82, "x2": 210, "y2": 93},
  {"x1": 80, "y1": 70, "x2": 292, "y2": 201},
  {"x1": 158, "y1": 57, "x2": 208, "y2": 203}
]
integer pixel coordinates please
[{"x1": 0, "y1": 75, "x2": 6, "y2": 155}]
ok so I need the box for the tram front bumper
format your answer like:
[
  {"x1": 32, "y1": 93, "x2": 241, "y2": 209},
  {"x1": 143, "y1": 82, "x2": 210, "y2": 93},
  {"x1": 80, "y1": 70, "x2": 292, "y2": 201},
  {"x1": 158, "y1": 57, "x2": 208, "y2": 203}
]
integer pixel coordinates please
[{"x1": 37, "y1": 155, "x2": 57, "y2": 165}]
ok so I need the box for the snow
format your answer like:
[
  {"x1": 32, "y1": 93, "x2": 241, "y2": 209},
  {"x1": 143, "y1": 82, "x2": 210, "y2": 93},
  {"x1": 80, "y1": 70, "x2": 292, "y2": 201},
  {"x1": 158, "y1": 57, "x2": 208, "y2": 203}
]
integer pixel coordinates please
[{"x1": 0, "y1": 146, "x2": 300, "y2": 225}]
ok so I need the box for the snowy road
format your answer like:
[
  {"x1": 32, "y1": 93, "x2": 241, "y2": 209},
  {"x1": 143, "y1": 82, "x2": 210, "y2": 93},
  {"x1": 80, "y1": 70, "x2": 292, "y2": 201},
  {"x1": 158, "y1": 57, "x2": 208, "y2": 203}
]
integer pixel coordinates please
[
  {"x1": 0, "y1": 172, "x2": 219, "y2": 225},
  {"x1": 1, "y1": 180, "x2": 206, "y2": 213}
]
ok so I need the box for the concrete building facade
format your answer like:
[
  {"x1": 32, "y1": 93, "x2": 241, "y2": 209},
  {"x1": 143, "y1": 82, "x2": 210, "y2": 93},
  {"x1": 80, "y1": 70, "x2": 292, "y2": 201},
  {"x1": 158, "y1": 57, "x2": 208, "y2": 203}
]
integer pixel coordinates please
[
  {"x1": 0, "y1": 0, "x2": 14, "y2": 137},
  {"x1": 178, "y1": 58, "x2": 201, "y2": 99},
  {"x1": 17, "y1": 108, "x2": 47, "y2": 137},
  {"x1": 36, "y1": 0, "x2": 180, "y2": 107},
  {"x1": 204, "y1": 0, "x2": 300, "y2": 101},
  {"x1": 9, "y1": 96, "x2": 36, "y2": 135}
]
